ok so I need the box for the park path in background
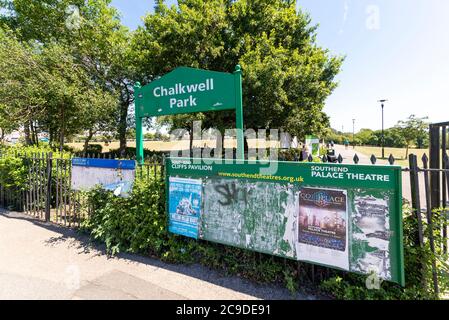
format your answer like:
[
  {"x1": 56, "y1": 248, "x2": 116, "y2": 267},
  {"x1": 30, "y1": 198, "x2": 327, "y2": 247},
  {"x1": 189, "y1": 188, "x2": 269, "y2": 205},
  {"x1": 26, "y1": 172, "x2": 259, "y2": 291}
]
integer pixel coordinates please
[
  {"x1": 0, "y1": 210, "x2": 316, "y2": 300},
  {"x1": 332, "y1": 144, "x2": 425, "y2": 204},
  {"x1": 333, "y1": 144, "x2": 382, "y2": 165}
]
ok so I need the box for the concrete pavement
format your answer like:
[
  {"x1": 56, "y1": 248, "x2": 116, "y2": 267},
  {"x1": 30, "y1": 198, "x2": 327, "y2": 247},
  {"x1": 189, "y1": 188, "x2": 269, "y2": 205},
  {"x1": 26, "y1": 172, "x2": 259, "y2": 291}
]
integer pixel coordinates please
[
  {"x1": 332, "y1": 144, "x2": 384, "y2": 165},
  {"x1": 0, "y1": 210, "x2": 316, "y2": 300}
]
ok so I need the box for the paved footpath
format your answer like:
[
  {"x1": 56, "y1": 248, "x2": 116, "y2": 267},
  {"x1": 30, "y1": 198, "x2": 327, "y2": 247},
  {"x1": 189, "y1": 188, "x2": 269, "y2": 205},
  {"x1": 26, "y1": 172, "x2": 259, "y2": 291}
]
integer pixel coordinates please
[
  {"x1": 333, "y1": 144, "x2": 376, "y2": 165},
  {"x1": 0, "y1": 210, "x2": 316, "y2": 300}
]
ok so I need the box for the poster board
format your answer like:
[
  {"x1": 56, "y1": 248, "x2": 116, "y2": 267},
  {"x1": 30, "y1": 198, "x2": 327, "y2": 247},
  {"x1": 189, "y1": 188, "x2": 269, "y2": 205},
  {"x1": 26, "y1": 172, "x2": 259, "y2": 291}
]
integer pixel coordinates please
[
  {"x1": 71, "y1": 158, "x2": 136, "y2": 197},
  {"x1": 165, "y1": 157, "x2": 404, "y2": 285}
]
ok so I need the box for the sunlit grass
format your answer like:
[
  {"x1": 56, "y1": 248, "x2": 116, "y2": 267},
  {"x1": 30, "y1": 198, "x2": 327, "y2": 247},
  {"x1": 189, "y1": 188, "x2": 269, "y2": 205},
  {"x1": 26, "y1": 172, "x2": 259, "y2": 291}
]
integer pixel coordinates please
[{"x1": 355, "y1": 146, "x2": 428, "y2": 167}]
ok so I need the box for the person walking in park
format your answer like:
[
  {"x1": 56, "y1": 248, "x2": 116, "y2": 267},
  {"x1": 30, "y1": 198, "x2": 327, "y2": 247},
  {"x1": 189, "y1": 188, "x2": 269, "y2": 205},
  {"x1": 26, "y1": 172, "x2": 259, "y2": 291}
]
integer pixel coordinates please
[
  {"x1": 344, "y1": 138, "x2": 349, "y2": 150},
  {"x1": 301, "y1": 144, "x2": 310, "y2": 161}
]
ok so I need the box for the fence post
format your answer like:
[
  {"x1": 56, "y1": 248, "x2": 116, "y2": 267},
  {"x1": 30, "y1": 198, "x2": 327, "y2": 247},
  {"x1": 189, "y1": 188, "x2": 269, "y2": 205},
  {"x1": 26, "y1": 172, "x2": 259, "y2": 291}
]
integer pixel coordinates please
[
  {"x1": 422, "y1": 154, "x2": 440, "y2": 297},
  {"x1": 409, "y1": 154, "x2": 424, "y2": 247},
  {"x1": 409, "y1": 154, "x2": 427, "y2": 289},
  {"x1": 429, "y1": 125, "x2": 441, "y2": 209},
  {"x1": 45, "y1": 152, "x2": 53, "y2": 222},
  {"x1": 442, "y1": 126, "x2": 447, "y2": 254},
  {"x1": 444, "y1": 153, "x2": 449, "y2": 255}
]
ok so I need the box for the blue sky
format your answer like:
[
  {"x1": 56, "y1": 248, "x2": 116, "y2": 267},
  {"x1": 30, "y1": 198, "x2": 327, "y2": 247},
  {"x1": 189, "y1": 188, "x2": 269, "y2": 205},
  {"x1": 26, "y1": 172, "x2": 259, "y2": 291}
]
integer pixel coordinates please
[{"x1": 111, "y1": 0, "x2": 449, "y2": 132}]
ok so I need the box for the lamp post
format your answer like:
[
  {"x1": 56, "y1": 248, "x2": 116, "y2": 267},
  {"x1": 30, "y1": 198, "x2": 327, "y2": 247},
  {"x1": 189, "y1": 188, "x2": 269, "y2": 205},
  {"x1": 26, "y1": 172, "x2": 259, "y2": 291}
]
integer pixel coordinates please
[
  {"x1": 378, "y1": 99, "x2": 388, "y2": 159},
  {"x1": 352, "y1": 119, "x2": 355, "y2": 149}
]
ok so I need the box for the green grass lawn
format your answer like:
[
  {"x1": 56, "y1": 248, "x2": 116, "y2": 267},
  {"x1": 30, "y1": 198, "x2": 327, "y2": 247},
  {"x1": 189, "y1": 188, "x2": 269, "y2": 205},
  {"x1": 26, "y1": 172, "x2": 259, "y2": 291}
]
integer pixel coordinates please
[{"x1": 354, "y1": 146, "x2": 428, "y2": 166}]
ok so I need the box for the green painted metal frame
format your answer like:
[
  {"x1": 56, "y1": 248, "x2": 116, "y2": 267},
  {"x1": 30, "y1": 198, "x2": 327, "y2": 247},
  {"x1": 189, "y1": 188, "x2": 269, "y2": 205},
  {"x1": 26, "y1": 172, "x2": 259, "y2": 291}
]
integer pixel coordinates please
[
  {"x1": 165, "y1": 157, "x2": 405, "y2": 286},
  {"x1": 134, "y1": 66, "x2": 245, "y2": 164}
]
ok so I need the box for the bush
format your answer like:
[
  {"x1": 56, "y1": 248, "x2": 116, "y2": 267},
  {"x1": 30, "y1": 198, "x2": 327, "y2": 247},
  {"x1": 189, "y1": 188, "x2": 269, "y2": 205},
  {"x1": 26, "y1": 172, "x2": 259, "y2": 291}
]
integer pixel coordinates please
[
  {"x1": 279, "y1": 148, "x2": 301, "y2": 161},
  {"x1": 0, "y1": 144, "x2": 69, "y2": 191},
  {"x1": 80, "y1": 175, "x2": 314, "y2": 293},
  {"x1": 107, "y1": 147, "x2": 166, "y2": 161},
  {"x1": 80, "y1": 181, "x2": 449, "y2": 299},
  {"x1": 278, "y1": 147, "x2": 326, "y2": 162},
  {"x1": 84, "y1": 144, "x2": 103, "y2": 154},
  {"x1": 0, "y1": 152, "x2": 28, "y2": 190},
  {"x1": 320, "y1": 205, "x2": 449, "y2": 299}
]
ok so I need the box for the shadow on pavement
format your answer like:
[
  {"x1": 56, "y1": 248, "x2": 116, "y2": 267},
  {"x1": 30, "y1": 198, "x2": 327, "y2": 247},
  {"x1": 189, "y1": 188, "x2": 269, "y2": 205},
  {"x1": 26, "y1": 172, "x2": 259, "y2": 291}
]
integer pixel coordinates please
[{"x1": 0, "y1": 209, "x2": 322, "y2": 300}]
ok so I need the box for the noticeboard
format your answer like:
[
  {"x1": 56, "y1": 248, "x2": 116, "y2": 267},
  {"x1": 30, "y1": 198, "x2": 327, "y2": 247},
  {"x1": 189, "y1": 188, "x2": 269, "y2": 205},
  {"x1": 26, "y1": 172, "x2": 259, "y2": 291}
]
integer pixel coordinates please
[
  {"x1": 165, "y1": 157, "x2": 405, "y2": 286},
  {"x1": 71, "y1": 158, "x2": 136, "y2": 197}
]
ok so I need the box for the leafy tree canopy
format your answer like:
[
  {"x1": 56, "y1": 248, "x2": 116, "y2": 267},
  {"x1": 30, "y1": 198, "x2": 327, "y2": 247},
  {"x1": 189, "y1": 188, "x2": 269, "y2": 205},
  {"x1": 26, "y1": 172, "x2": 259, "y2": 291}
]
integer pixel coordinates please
[
  {"x1": 0, "y1": 0, "x2": 133, "y2": 151},
  {"x1": 132, "y1": 0, "x2": 343, "y2": 139},
  {"x1": 1, "y1": 0, "x2": 343, "y2": 151}
]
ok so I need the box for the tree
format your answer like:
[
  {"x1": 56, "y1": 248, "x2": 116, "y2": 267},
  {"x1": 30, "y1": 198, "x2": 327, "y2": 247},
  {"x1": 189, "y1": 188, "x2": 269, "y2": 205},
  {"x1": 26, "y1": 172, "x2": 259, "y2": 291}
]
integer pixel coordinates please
[
  {"x1": 0, "y1": 27, "x2": 47, "y2": 144},
  {"x1": 1, "y1": 0, "x2": 134, "y2": 154},
  {"x1": 0, "y1": 27, "x2": 117, "y2": 149},
  {"x1": 355, "y1": 129, "x2": 375, "y2": 146},
  {"x1": 396, "y1": 114, "x2": 429, "y2": 158},
  {"x1": 73, "y1": 0, "x2": 136, "y2": 156},
  {"x1": 132, "y1": 0, "x2": 343, "y2": 147}
]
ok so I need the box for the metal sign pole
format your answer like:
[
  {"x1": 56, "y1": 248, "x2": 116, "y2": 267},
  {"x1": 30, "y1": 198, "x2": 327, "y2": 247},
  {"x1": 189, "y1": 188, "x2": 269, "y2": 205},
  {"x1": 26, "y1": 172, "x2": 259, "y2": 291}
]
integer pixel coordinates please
[
  {"x1": 134, "y1": 82, "x2": 144, "y2": 165},
  {"x1": 234, "y1": 65, "x2": 245, "y2": 160}
]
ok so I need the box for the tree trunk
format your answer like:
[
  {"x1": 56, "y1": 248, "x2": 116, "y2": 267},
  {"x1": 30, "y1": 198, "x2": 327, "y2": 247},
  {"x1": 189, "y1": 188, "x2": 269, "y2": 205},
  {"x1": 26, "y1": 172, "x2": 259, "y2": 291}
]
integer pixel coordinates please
[
  {"x1": 49, "y1": 127, "x2": 54, "y2": 148},
  {"x1": 59, "y1": 108, "x2": 65, "y2": 152},
  {"x1": 83, "y1": 129, "x2": 94, "y2": 153},
  {"x1": 214, "y1": 129, "x2": 224, "y2": 158},
  {"x1": 221, "y1": 130, "x2": 225, "y2": 159},
  {"x1": 31, "y1": 121, "x2": 38, "y2": 147},
  {"x1": 405, "y1": 145, "x2": 409, "y2": 159},
  {"x1": 24, "y1": 121, "x2": 32, "y2": 145},
  {"x1": 189, "y1": 123, "x2": 194, "y2": 158}
]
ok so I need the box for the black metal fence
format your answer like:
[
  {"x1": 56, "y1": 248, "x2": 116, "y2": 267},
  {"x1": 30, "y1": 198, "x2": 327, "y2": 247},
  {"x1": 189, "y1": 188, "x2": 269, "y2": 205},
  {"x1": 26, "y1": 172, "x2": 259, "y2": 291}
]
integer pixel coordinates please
[
  {"x1": 0, "y1": 151, "x2": 163, "y2": 227},
  {"x1": 408, "y1": 153, "x2": 449, "y2": 296},
  {"x1": 0, "y1": 147, "x2": 403, "y2": 227}
]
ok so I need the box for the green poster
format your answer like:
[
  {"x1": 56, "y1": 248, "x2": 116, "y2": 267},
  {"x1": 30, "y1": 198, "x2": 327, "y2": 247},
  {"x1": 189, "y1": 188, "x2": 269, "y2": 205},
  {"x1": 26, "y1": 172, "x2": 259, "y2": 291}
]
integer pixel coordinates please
[{"x1": 166, "y1": 158, "x2": 404, "y2": 286}]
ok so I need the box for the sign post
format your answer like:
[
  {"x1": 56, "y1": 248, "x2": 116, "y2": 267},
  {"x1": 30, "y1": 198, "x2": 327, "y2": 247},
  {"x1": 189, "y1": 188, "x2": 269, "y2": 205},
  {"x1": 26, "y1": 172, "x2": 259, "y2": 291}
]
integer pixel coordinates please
[
  {"x1": 134, "y1": 82, "x2": 144, "y2": 164},
  {"x1": 134, "y1": 66, "x2": 245, "y2": 164},
  {"x1": 233, "y1": 65, "x2": 244, "y2": 160}
]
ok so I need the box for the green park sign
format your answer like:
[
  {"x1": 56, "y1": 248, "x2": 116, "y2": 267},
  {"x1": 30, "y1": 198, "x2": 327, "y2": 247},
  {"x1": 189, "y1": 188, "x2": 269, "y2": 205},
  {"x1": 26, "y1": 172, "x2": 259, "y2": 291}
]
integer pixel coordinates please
[
  {"x1": 134, "y1": 66, "x2": 244, "y2": 163},
  {"x1": 166, "y1": 158, "x2": 405, "y2": 286}
]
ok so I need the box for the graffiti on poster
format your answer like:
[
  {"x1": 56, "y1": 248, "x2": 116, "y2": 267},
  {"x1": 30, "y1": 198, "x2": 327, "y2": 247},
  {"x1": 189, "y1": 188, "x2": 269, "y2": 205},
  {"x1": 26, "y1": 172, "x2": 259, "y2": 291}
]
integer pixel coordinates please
[{"x1": 201, "y1": 178, "x2": 297, "y2": 258}]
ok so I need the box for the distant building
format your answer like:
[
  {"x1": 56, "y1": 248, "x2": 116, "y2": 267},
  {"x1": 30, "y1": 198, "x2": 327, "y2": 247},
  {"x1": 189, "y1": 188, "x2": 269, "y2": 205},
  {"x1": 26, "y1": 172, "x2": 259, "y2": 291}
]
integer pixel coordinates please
[{"x1": 5, "y1": 131, "x2": 21, "y2": 144}]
